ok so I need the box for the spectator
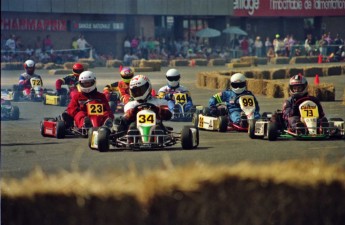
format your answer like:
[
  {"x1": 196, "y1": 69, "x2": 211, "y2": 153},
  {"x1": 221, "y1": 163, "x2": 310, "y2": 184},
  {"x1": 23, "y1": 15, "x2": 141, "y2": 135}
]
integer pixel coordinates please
[
  {"x1": 267, "y1": 47, "x2": 275, "y2": 62},
  {"x1": 123, "y1": 37, "x2": 131, "y2": 54},
  {"x1": 318, "y1": 34, "x2": 328, "y2": 57},
  {"x1": 254, "y1": 36, "x2": 263, "y2": 57},
  {"x1": 264, "y1": 36, "x2": 273, "y2": 56},
  {"x1": 240, "y1": 36, "x2": 249, "y2": 56},
  {"x1": 5, "y1": 34, "x2": 16, "y2": 53},
  {"x1": 77, "y1": 35, "x2": 91, "y2": 58},
  {"x1": 43, "y1": 35, "x2": 53, "y2": 52},
  {"x1": 304, "y1": 34, "x2": 315, "y2": 56}
]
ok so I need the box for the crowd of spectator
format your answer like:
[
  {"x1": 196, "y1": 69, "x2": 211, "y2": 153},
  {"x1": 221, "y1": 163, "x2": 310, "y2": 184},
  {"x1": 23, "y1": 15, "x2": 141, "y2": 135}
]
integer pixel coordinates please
[{"x1": 1, "y1": 32, "x2": 344, "y2": 65}]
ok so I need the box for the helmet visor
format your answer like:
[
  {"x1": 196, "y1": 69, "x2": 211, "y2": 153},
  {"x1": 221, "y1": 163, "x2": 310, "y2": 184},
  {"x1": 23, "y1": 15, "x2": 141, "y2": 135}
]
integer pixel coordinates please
[
  {"x1": 130, "y1": 82, "x2": 150, "y2": 98},
  {"x1": 166, "y1": 75, "x2": 180, "y2": 82},
  {"x1": 80, "y1": 80, "x2": 95, "y2": 88},
  {"x1": 231, "y1": 82, "x2": 246, "y2": 89},
  {"x1": 291, "y1": 84, "x2": 305, "y2": 93}
]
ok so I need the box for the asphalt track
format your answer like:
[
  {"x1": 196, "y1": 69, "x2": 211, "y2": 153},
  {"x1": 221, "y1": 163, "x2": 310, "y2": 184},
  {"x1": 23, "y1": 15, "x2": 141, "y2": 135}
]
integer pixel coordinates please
[{"x1": 1, "y1": 65, "x2": 345, "y2": 179}]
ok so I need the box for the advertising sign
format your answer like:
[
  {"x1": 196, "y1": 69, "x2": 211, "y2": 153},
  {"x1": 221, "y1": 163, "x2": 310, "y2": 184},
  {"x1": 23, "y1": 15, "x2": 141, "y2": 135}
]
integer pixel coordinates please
[
  {"x1": 234, "y1": 0, "x2": 345, "y2": 17},
  {"x1": 1, "y1": 18, "x2": 67, "y2": 31},
  {"x1": 71, "y1": 21, "x2": 124, "y2": 32}
]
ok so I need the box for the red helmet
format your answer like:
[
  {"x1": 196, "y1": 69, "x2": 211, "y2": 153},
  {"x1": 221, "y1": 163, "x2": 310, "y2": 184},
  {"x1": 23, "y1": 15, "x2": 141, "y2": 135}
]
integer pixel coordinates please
[
  {"x1": 120, "y1": 67, "x2": 134, "y2": 83},
  {"x1": 72, "y1": 63, "x2": 84, "y2": 75}
]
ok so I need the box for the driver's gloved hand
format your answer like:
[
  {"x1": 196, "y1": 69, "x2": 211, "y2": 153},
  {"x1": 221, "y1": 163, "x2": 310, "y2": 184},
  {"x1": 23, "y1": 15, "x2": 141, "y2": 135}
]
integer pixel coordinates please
[
  {"x1": 210, "y1": 107, "x2": 219, "y2": 117},
  {"x1": 56, "y1": 89, "x2": 62, "y2": 96},
  {"x1": 165, "y1": 93, "x2": 174, "y2": 100}
]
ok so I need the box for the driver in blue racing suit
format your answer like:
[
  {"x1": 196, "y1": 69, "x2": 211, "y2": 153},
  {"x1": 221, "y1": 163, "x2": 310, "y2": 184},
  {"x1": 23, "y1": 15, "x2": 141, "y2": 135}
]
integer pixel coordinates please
[{"x1": 208, "y1": 73, "x2": 260, "y2": 126}]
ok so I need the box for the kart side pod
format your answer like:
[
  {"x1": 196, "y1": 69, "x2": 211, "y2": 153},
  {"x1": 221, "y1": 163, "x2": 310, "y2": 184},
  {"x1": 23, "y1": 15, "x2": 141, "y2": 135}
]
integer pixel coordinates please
[{"x1": 40, "y1": 119, "x2": 66, "y2": 139}]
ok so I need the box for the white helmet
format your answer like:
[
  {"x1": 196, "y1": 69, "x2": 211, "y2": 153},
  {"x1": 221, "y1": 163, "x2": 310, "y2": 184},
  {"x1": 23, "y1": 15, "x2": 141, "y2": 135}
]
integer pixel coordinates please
[
  {"x1": 230, "y1": 73, "x2": 246, "y2": 94},
  {"x1": 79, "y1": 71, "x2": 96, "y2": 93},
  {"x1": 129, "y1": 75, "x2": 152, "y2": 101},
  {"x1": 166, "y1": 68, "x2": 180, "y2": 88},
  {"x1": 24, "y1": 59, "x2": 35, "y2": 74}
]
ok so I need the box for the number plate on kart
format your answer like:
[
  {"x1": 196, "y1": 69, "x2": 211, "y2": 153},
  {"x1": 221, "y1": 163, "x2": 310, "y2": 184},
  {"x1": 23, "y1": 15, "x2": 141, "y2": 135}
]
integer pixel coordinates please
[
  {"x1": 137, "y1": 110, "x2": 156, "y2": 125},
  {"x1": 299, "y1": 100, "x2": 319, "y2": 118},
  {"x1": 30, "y1": 78, "x2": 42, "y2": 87},
  {"x1": 174, "y1": 93, "x2": 187, "y2": 104},
  {"x1": 87, "y1": 104, "x2": 104, "y2": 115}
]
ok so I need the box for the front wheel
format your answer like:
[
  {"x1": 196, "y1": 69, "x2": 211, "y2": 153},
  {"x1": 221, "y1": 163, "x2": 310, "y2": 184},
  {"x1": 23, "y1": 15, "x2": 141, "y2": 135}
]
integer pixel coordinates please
[
  {"x1": 98, "y1": 127, "x2": 110, "y2": 152},
  {"x1": 248, "y1": 119, "x2": 256, "y2": 139},
  {"x1": 218, "y1": 116, "x2": 228, "y2": 132},
  {"x1": 181, "y1": 126, "x2": 198, "y2": 150},
  {"x1": 56, "y1": 121, "x2": 66, "y2": 139},
  {"x1": 267, "y1": 122, "x2": 278, "y2": 141},
  {"x1": 10, "y1": 106, "x2": 20, "y2": 120}
]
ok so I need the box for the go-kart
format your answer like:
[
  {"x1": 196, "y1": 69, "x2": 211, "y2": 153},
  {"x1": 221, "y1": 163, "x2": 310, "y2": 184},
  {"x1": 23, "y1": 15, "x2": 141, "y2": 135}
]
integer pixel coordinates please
[
  {"x1": 1, "y1": 89, "x2": 14, "y2": 101},
  {"x1": 192, "y1": 95, "x2": 257, "y2": 132},
  {"x1": 107, "y1": 92, "x2": 124, "y2": 114},
  {"x1": 12, "y1": 77, "x2": 45, "y2": 102},
  {"x1": 42, "y1": 87, "x2": 69, "y2": 106},
  {"x1": 40, "y1": 99, "x2": 109, "y2": 139},
  {"x1": 88, "y1": 102, "x2": 199, "y2": 152},
  {"x1": 170, "y1": 92, "x2": 197, "y2": 121},
  {"x1": 1, "y1": 99, "x2": 20, "y2": 120},
  {"x1": 249, "y1": 97, "x2": 345, "y2": 141}
]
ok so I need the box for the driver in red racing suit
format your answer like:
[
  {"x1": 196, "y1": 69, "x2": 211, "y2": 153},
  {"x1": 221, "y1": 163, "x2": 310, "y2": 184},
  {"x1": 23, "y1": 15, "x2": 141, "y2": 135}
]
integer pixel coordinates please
[
  {"x1": 66, "y1": 71, "x2": 114, "y2": 128},
  {"x1": 282, "y1": 74, "x2": 326, "y2": 133},
  {"x1": 55, "y1": 63, "x2": 84, "y2": 99}
]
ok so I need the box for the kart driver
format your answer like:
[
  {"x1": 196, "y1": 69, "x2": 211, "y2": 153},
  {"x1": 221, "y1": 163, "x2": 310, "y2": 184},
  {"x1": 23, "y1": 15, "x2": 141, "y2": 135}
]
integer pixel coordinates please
[
  {"x1": 157, "y1": 68, "x2": 194, "y2": 114},
  {"x1": 55, "y1": 63, "x2": 84, "y2": 98},
  {"x1": 282, "y1": 74, "x2": 326, "y2": 132},
  {"x1": 18, "y1": 59, "x2": 43, "y2": 98},
  {"x1": 115, "y1": 74, "x2": 172, "y2": 133},
  {"x1": 208, "y1": 73, "x2": 261, "y2": 127},
  {"x1": 103, "y1": 67, "x2": 134, "y2": 104},
  {"x1": 65, "y1": 71, "x2": 114, "y2": 128}
]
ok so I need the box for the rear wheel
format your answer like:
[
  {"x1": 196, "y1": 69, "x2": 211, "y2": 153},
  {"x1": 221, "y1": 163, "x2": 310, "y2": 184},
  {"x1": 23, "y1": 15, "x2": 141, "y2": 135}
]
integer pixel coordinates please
[
  {"x1": 98, "y1": 127, "x2": 110, "y2": 152},
  {"x1": 218, "y1": 116, "x2": 228, "y2": 132},
  {"x1": 248, "y1": 119, "x2": 256, "y2": 139},
  {"x1": 181, "y1": 126, "x2": 194, "y2": 150},
  {"x1": 56, "y1": 121, "x2": 66, "y2": 139},
  {"x1": 42, "y1": 94, "x2": 47, "y2": 105},
  {"x1": 13, "y1": 91, "x2": 20, "y2": 102},
  {"x1": 10, "y1": 106, "x2": 20, "y2": 120},
  {"x1": 267, "y1": 122, "x2": 278, "y2": 141},
  {"x1": 109, "y1": 101, "x2": 117, "y2": 114},
  {"x1": 192, "y1": 113, "x2": 199, "y2": 128}
]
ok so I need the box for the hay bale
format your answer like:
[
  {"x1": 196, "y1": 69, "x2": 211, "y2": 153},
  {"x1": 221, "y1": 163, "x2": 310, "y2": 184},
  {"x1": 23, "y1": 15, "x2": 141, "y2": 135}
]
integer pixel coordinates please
[
  {"x1": 208, "y1": 58, "x2": 226, "y2": 66},
  {"x1": 48, "y1": 69, "x2": 71, "y2": 75},
  {"x1": 192, "y1": 59, "x2": 208, "y2": 66},
  {"x1": 78, "y1": 59, "x2": 95, "y2": 68},
  {"x1": 308, "y1": 56, "x2": 319, "y2": 63},
  {"x1": 270, "y1": 69, "x2": 287, "y2": 79},
  {"x1": 196, "y1": 72, "x2": 210, "y2": 87},
  {"x1": 139, "y1": 60, "x2": 161, "y2": 71},
  {"x1": 230, "y1": 58, "x2": 241, "y2": 63},
  {"x1": 342, "y1": 88, "x2": 345, "y2": 105},
  {"x1": 240, "y1": 56, "x2": 258, "y2": 66},
  {"x1": 35, "y1": 63, "x2": 44, "y2": 70},
  {"x1": 308, "y1": 84, "x2": 335, "y2": 101},
  {"x1": 205, "y1": 75, "x2": 219, "y2": 89},
  {"x1": 247, "y1": 79, "x2": 265, "y2": 95},
  {"x1": 242, "y1": 71, "x2": 254, "y2": 78},
  {"x1": 105, "y1": 60, "x2": 122, "y2": 68},
  {"x1": 217, "y1": 76, "x2": 230, "y2": 90},
  {"x1": 253, "y1": 70, "x2": 270, "y2": 79},
  {"x1": 256, "y1": 57, "x2": 268, "y2": 65},
  {"x1": 323, "y1": 66, "x2": 342, "y2": 76},
  {"x1": 289, "y1": 56, "x2": 310, "y2": 64},
  {"x1": 304, "y1": 67, "x2": 324, "y2": 77},
  {"x1": 170, "y1": 59, "x2": 189, "y2": 67},
  {"x1": 266, "y1": 81, "x2": 285, "y2": 98},
  {"x1": 132, "y1": 67, "x2": 153, "y2": 72},
  {"x1": 44, "y1": 63, "x2": 62, "y2": 70},
  {"x1": 286, "y1": 68, "x2": 304, "y2": 77},
  {"x1": 270, "y1": 57, "x2": 290, "y2": 64},
  {"x1": 227, "y1": 62, "x2": 251, "y2": 68},
  {"x1": 1, "y1": 62, "x2": 24, "y2": 70},
  {"x1": 218, "y1": 71, "x2": 232, "y2": 76},
  {"x1": 131, "y1": 59, "x2": 141, "y2": 67}
]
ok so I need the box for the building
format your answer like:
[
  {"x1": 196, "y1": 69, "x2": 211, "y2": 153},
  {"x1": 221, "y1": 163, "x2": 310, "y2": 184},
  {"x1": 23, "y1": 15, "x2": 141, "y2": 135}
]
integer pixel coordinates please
[{"x1": 1, "y1": 0, "x2": 344, "y2": 59}]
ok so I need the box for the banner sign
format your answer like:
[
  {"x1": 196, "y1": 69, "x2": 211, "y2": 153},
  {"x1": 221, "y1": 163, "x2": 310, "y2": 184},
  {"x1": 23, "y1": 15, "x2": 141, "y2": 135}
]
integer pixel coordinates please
[
  {"x1": 234, "y1": 0, "x2": 345, "y2": 16},
  {"x1": 1, "y1": 18, "x2": 67, "y2": 31},
  {"x1": 71, "y1": 21, "x2": 124, "y2": 32}
]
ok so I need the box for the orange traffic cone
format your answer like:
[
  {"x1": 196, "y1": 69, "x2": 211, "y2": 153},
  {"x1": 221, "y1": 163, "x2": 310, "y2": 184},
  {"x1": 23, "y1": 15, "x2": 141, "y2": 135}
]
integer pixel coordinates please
[
  {"x1": 318, "y1": 54, "x2": 323, "y2": 64},
  {"x1": 314, "y1": 74, "x2": 320, "y2": 85}
]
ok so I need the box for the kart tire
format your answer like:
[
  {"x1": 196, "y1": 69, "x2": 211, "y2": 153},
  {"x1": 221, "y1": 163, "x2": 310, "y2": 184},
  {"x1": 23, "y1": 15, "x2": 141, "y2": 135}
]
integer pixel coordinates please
[
  {"x1": 329, "y1": 118, "x2": 344, "y2": 122},
  {"x1": 192, "y1": 113, "x2": 199, "y2": 128},
  {"x1": 10, "y1": 106, "x2": 20, "y2": 120},
  {"x1": 184, "y1": 125, "x2": 199, "y2": 147},
  {"x1": 88, "y1": 127, "x2": 98, "y2": 150},
  {"x1": 109, "y1": 101, "x2": 117, "y2": 114},
  {"x1": 202, "y1": 107, "x2": 210, "y2": 116},
  {"x1": 267, "y1": 122, "x2": 278, "y2": 141},
  {"x1": 13, "y1": 91, "x2": 20, "y2": 102},
  {"x1": 181, "y1": 126, "x2": 195, "y2": 150},
  {"x1": 218, "y1": 116, "x2": 228, "y2": 132},
  {"x1": 261, "y1": 112, "x2": 272, "y2": 119},
  {"x1": 248, "y1": 119, "x2": 257, "y2": 139},
  {"x1": 97, "y1": 127, "x2": 110, "y2": 152},
  {"x1": 42, "y1": 94, "x2": 47, "y2": 105},
  {"x1": 59, "y1": 95, "x2": 67, "y2": 106},
  {"x1": 40, "y1": 121, "x2": 48, "y2": 137},
  {"x1": 56, "y1": 121, "x2": 66, "y2": 139}
]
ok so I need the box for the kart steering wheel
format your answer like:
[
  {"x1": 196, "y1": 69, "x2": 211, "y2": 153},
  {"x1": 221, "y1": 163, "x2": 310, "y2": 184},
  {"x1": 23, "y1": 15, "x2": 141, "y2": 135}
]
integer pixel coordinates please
[{"x1": 133, "y1": 102, "x2": 158, "y2": 112}]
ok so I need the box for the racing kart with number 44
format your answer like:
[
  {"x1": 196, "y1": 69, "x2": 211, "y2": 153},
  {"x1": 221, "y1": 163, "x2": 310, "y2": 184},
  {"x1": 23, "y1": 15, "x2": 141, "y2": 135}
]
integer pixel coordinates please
[{"x1": 88, "y1": 102, "x2": 199, "y2": 152}]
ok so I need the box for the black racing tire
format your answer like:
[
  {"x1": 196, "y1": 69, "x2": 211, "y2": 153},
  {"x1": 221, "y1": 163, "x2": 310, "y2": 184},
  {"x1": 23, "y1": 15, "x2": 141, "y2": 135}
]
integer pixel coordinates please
[
  {"x1": 59, "y1": 95, "x2": 67, "y2": 106},
  {"x1": 13, "y1": 91, "x2": 20, "y2": 102},
  {"x1": 10, "y1": 106, "x2": 20, "y2": 120},
  {"x1": 218, "y1": 116, "x2": 228, "y2": 132},
  {"x1": 184, "y1": 125, "x2": 199, "y2": 147},
  {"x1": 56, "y1": 121, "x2": 66, "y2": 139},
  {"x1": 267, "y1": 122, "x2": 278, "y2": 141},
  {"x1": 248, "y1": 119, "x2": 256, "y2": 139},
  {"x1": 88, "y1": 127, "x2": 98, "y2": 150},
  {"x1": 202, "y1": 107, "x2": 210, "y2": 116},
  {"x1": 192, "y1": 113, "x2": 199, "y2": 128},
  {"x1": 97, "y1": 127, "x2": 110, "y2": 152},
  {"x1": 42, "y1": 94, "x2": 47, "y2": 105},
  {"x1": 181, "y1": 126, "x2": 194, "y2": 150}
]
